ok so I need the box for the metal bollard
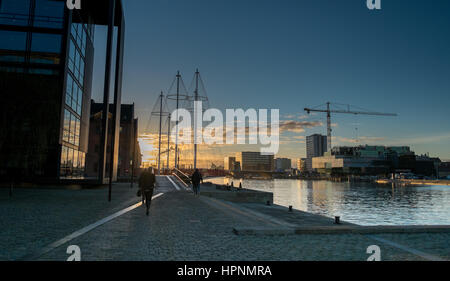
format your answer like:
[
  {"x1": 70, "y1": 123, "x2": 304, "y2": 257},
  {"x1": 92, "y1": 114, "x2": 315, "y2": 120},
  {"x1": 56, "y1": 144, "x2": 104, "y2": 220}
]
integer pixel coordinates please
[
  {"x1": 266, "y1": 200, "x2": 271, "y2": 206},
  {"x1": 334, "y1": 216, "x2": 341, "y2": 224},
  {"x1": 289, "y1": 205, "x2": 293, "y2": 212}
]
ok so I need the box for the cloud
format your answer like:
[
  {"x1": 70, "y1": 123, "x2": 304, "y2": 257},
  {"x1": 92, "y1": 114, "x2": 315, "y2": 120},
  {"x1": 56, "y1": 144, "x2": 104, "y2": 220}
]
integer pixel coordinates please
[
  {"x1": 336, "y1": 136, "x2": 385, "y2": 144},
  {"x1": 279, "y1": 120, "x2": 323, "y2": 133}
]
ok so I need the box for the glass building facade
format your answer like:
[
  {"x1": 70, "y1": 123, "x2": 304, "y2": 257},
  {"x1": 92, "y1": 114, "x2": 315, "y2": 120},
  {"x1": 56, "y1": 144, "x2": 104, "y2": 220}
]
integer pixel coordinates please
[
  {"x1": 60, "y1": 15, "x2": 94, "y2": 179},
  {"x1": 0, "y1": 0, "x2": 125, "y2": 183},
  {"x1": 0, "y1": 0, "x2": 64, "y2": 73}
]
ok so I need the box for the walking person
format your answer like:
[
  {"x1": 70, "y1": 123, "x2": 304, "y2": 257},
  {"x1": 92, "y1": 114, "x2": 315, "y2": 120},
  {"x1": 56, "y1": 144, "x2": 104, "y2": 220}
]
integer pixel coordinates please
[
  {"x1": 138, "y1": 168, "x2": 156, "y2": 216},
  {"x1": 191, "y1": 169, "x2": 203, "y2": 195}
]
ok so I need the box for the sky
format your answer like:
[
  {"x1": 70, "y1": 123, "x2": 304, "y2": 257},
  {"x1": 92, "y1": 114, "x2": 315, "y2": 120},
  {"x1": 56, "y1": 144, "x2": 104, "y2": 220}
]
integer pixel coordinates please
[{"x1": 91, "y1": 0, "x2": 450, "y2": 167}]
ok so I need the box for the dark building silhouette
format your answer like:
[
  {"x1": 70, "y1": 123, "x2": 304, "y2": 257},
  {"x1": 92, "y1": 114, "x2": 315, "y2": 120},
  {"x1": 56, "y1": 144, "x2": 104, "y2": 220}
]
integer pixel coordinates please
[
  {"x1": 306, "y1": 134, "x2": 327, "y2": 172},
  {"x1": 86, "y1": 101, "x2": 142, "y2": 180},
  {"x1": 0, "y1": 0, "x2": 125, "y2": 183}
]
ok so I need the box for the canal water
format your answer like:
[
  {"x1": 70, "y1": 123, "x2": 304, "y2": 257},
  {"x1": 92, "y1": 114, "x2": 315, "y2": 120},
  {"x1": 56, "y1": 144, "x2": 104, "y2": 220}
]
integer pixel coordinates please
[{"x1": 205, "y1": 178, "x2": 450, "y2": 226}]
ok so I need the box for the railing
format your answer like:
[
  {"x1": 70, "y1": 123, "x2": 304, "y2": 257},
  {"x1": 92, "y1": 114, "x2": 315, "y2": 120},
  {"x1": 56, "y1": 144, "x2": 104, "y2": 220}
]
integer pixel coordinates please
[{"x1": 172, "y1": 168, "x2": 191, "y2": 187}]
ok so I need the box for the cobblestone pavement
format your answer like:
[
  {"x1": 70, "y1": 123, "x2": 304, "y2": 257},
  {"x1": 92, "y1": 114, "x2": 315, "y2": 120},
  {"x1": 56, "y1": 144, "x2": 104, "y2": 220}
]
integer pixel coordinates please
[
  {"x1": 2, "y1": 179, "x2": 449, "y2": 261},
  {"x1": 0, "y1": 182, "x2": 144, "y2": 260},
  {"x1": 37, "y1": 191, "x2": 447, "y2": 261}
]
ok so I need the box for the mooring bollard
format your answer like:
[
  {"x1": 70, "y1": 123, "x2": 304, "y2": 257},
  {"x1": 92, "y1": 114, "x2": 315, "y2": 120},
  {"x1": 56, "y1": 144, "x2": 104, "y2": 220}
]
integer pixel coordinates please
[
  {"x1": 334, "y1": 216, "x2": 341, "y2": 224},
  {"x1": 289, "y1": 205, "x2": 293, "y2": 212}
]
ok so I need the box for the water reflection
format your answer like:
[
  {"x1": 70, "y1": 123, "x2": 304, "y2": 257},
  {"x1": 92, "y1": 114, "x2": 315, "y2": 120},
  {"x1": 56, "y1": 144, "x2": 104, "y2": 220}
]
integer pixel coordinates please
[{"x1": 207, "y1": 178, "x2": 450, "y2": 226}]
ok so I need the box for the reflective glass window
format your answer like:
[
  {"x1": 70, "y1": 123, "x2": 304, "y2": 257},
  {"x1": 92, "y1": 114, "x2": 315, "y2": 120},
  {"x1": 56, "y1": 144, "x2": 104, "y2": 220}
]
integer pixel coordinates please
[
  {"x1": 65, "y1": 75, "x2": 73, "y2": 106},
  {"x1": 31, "y1": 33, "x2": 61, "y2": 53},
  {"x1": 73, "y1": 150, "x2": 78, "y2": 169},
  {"x1": 0, "y1": 30, "x2": 27, "y2": 51},
  {"x1": 63, "y1": 109, "x2": 70, "y2": 142},
  {"x1": 67, "y1": 147, "x2": 74, "y2": 168},
  {"x1": 34, "y1": 0, "x2": 64, "y2": 28},
  {"x1": 0, "y1": 0, "x2": 31, "y2": 26}
]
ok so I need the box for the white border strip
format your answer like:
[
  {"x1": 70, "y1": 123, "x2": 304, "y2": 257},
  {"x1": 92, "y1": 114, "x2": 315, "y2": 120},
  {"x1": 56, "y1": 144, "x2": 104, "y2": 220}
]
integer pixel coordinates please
[{"x1": 20, "y1": 193, "x2": 164, "y2": 260}]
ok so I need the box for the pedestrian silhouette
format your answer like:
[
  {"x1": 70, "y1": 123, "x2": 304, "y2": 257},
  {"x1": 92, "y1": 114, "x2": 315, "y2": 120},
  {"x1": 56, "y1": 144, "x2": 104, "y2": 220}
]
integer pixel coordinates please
[
  {"x1": 191, "y1": 169, "x2": 203, "y2": 195},
  {"x1": 138, "y1": 168, "x2": 156, "y2": 216}
]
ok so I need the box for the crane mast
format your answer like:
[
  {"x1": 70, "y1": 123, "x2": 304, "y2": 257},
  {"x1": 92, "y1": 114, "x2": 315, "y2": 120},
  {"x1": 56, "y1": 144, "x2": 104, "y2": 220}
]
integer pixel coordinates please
[{"x1": 304, "y1": 102, "x2": 397, "y2": 152}]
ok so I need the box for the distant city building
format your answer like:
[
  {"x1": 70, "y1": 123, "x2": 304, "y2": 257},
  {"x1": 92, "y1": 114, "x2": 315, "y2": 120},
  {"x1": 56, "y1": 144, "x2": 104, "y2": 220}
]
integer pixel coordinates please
[
  {"x1": 236, "y1": 152, "x2": 274, "y2": 172},
  {"x1": 224, "y1": 156, "x2": 236, "y2": 171},
  {"x1": 275, "y1": 158, "x2": 291, "y2": 172},
  {"x1": 85, "y1": 101, "x2": 141, "y2": 180},
  {"x1": 439, "y1": 162, "x2": 450, "y2": 179},
  {"x1": 306, "y1": 134, "x2": 327, "y2": 172},
  {"x1": 0, "y1": 1, "x2": 125, "y2": 183},
  {"x1": 297, "y1": 158, "x2": 307, "y2": 173},
  {"x1": 313, "y1": 145, "x2": 439, "y2": 176}
]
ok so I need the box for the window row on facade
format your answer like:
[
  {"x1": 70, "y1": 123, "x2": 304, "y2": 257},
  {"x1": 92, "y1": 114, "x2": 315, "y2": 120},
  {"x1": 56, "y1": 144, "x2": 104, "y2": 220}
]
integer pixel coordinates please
[
  {"x1": 65, "y1": 73, "x2": 83, "y2": 115},
  {"x1": 63, "y1": 109, "x2": 81, "y2": 147},
  {"x1": 0, "y1": 0, "x2": 65, "y2": 29},
  {"x1": 60, "y1": 145, "x2": 85, "y2": 179},
  {"x1": 0, "y1": 30, "x2": 61, "y2": 64}
]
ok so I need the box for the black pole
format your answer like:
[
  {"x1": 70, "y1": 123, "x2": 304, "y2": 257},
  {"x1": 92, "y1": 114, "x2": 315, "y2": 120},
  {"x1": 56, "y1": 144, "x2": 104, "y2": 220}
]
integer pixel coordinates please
[
  {"x1": 109, "y1": 6, "x2": 125, "y2": 201},
  {"x1": 130, "y1": 117, "x2": 135, "y2": 188},
  {"x1": 157, "y1": 92, "x2": 163, "y2": 175},
  {"x1": 99, "y1": 0, "x2": 116, "y2": 193},
  {"x1": 174, "y1": 71, "x2": 180, "y2": 169},
  {"x1": 107, "y1": 0, "x2": 118, "y2": 202},
  {"x1": 167, "y1": 113, "x2": 171, "y2": 171}
]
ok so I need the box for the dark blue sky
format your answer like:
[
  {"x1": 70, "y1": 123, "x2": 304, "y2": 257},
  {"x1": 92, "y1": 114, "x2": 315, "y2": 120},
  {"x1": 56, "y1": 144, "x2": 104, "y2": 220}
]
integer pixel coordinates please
[{"x1": 92, "y1": 0, "x2": 450, "y2": 159}]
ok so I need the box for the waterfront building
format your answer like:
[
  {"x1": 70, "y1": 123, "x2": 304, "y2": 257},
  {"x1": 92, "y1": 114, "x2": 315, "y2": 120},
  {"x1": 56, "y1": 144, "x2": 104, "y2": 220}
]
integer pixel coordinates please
[
  {"x1": 0, "y1": 0, "x2": 125, "y2": 183},
  {"x1": 275, "y1": 158, "x2": 292, "y2": 172},
  {"x1": 224, "y1": 156, "x2": 236, "y2": 171},
  {"x1": 306, "y1": 134, "x2": 327, "y2": 172},
  {"x1": 439, "y1": 162, "x2": 450, "y2": 179},
  {"x1": 85, "y1": 101, "x2": 141, "y2": 180},
  {"x1": 297, "y1": 158, "x2": 307, "y2": 173},
  {"x1": 236, "y1": 152, "x2": 274, "y2": 172},
  {"x1": 313, "y1": 145, "x2": 439, "y2": 176}
]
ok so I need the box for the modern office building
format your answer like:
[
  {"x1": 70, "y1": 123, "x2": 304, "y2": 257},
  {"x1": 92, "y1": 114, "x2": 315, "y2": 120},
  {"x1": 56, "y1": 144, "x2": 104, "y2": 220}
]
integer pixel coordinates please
[
  {"x1": 0, "y1": 0, "x2": 125, "y2": 183},
  {"x1": 306, "y1": 134, "x2": 327, "y2": 172},
  {"x1": 275, "y1": 158, "x2": 291, "y2": 172},
  {"x1": 236, "y1": 152, "x2": 274, "y2": 172},
  {"x1": 85, "y1": 101, "x2": 141, "y2": 180}
]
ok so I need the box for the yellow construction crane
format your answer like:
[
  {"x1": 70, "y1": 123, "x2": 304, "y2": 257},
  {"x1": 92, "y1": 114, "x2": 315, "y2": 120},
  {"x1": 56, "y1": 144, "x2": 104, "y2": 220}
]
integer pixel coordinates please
[{"x1": 304, "y1": 102, "x2": 397, "y2": 152}]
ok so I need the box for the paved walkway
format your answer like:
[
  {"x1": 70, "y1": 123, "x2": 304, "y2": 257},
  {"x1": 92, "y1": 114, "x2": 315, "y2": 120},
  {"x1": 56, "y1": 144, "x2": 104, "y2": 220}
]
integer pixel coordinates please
[{"x1": 1, "y1": 177, "x2": 449, "y2": 261}]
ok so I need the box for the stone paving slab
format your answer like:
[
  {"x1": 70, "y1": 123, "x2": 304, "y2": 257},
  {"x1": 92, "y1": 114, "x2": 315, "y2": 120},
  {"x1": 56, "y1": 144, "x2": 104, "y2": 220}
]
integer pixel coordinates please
[
  {"x1": 234, "y1": 225, "x2": 450, "y2": 235},
  {"x1": 2, "y1": 177, "x2": 449, "y2": 261},
  {"x1": 0, "y1": 183, "x2": 145, "y2": 260},
  {"x1": 237, "y1": 202, "x2": 353, "y2": 227},
  {"x1": 35, "y1": 191, "x2": 442, "y2": 261}
]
